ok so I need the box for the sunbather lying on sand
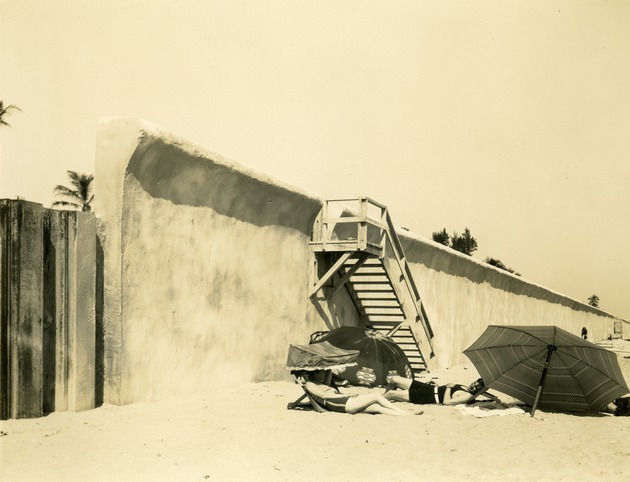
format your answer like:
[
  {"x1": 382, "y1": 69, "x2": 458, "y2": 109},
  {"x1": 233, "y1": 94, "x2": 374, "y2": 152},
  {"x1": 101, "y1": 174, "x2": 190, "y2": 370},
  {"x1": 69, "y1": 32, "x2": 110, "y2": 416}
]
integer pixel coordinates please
[
  {"x1": 603, "y1": 397, "x2": 630, "y2": 416},
  {"x1": 296, "y1": 370, "x2": 423, "y2": 416},
  {"x1": 384, "y1": 376, "x2": 487, "y2": 406}
]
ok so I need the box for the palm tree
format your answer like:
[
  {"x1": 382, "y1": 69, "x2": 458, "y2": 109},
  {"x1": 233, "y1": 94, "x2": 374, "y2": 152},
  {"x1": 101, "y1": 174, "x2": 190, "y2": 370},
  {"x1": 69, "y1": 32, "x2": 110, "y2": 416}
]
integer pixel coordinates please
[
  {"x1": 587, "y1": 294, "x2": 600, "y2": 308},
  {"x1": 0, "y1": 100, "x2": 21, "y2": 127},
  {"x1": 52, "y1": 171, "x2": 94, "y2": 212}
]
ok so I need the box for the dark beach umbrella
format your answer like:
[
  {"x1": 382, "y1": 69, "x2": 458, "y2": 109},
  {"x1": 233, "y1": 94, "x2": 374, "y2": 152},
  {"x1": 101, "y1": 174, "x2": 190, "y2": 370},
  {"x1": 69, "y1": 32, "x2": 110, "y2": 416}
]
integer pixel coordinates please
[
  {"x1": 464, "y1": 325, "x2": 629, "y2": 416},
  {"x1": 314, "y1": 326, "x2": 412, "y2": 387}
]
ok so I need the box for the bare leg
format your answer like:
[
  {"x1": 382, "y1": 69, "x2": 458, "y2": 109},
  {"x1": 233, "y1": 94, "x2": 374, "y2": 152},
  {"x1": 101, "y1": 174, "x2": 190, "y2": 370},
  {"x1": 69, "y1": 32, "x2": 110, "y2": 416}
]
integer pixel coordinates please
[
  {"x1": 383, "y1": 390, "x2": 412, "y2": 402},
  {"x1": 602, "y1": 402, "x2": 617, "y2": 414},
  {"x1": 387, "y1": 376, "x2": 414, "y2": 391},
  {"x1": 362, "y1": 405, "x2": 406, "y2": 416},
  {"x1": 346, "y1": 393, "x2": 414, "y2": 415},
  {"x1": 362, "y1": 404, "x2": 423, "y2": 416}
]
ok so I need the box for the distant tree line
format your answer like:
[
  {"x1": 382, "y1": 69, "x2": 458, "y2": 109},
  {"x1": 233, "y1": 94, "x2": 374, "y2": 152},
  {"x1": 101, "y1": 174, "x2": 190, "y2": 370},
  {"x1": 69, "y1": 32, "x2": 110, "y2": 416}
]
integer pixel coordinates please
[
  {"x1": 432, "y1": 227, "x2": 520, "y2": 276},
  {"x1": 431, "y1": 227, "x2": 478, "y2": 256},
  {"x1": 484, "y1": 257, "x2": 520, "y2": 276}
]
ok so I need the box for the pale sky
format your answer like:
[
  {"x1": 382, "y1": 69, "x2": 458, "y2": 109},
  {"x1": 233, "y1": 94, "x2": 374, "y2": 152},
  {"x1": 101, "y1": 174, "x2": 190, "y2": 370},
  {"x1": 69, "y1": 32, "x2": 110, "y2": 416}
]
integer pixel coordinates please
[{"x1": 1, "y1": 0, "x2": 629, "y2": 320}]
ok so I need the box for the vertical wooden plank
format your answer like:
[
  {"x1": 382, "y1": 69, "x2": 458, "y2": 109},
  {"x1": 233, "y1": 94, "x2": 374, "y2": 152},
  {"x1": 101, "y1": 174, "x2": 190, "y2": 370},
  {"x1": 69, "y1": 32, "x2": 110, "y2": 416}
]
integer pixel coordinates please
[
  {"x1": 43, "y1": 209, "x2": 69, "y2": 412},
  {"x1": 43, "y1": 210, "x2": 61, "y2": 413},
  {"x1": 379, "y1": 206, "x2": 387, "y2": 250},
  {"x1": 0, "y1": 200, "x2": 10, "y2": 419},
  {"x1": 1, "y1": 201, "x2": 44, "y2": 419},
  {"x1": 358, "y1": 198, "x2": 367, "y2": 250},
  {"x1": 67, "y1": 211, "x2": 96, "y2": 411},
  {"x1": 321, "y1": 200, "x2": 328, "y2": 251}
]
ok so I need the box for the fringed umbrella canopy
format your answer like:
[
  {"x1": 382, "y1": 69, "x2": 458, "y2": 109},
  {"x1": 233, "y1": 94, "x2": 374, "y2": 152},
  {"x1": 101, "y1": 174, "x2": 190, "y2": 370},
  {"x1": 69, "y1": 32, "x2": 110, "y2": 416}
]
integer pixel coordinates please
[{"x1": 286, "y1": 341, "x2": 359, "y2": 372}]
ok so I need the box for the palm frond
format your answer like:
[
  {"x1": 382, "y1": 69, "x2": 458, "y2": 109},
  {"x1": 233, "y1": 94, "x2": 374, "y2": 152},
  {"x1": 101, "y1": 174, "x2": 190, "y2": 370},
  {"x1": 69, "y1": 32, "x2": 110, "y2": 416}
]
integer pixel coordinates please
[
  {"x1": 0, "y1": 101, "x2": 21, "y2": 127},
  {"x1": 67, "y1": 171, "x2": 93, "y2": 198},
  {"x1": 68, "y1": 171, "x2": 83, "y2": 192},
  {"x1": 0, "y1": 103, "x2": 21, "y2": 114},
  {"x1": 52, "y1": 170, "x2": 94, "y2": 211},
  {"x1": 52, "y1": 200, "x2": 82, "y2": 210},
  {"x1": 53, "y1": 185, "x2": 81, "y2": 199}
]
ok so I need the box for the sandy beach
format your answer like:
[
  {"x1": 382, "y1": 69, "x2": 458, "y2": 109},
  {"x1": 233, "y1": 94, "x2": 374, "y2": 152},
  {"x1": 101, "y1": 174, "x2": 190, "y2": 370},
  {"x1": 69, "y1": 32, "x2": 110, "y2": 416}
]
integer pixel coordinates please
[{"x1": 2, "y1": 343, "x2": 629, "y2": 482}]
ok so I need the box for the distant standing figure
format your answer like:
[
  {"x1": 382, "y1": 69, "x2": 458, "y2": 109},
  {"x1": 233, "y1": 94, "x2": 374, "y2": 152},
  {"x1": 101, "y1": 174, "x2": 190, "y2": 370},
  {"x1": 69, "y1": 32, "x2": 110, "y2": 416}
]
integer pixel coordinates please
[{"x1": 581, "y1": 327, "x2": 588, "y2": 340}]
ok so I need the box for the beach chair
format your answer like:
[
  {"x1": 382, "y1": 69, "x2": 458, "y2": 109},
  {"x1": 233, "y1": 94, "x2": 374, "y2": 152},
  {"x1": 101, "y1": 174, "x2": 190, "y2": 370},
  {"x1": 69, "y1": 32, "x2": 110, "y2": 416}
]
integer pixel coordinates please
[
  {"x1": 287, "y1": 383, "x2": 329, "y2": 412},
  {"x1": 286, "y1": 341, "x2": 359, "y2": 412},
  {"x1": 287, "y1": 369, "x2": 349, "y2": 412},
  {"x1": 466, "y1": 386, "x2": 502, "y2": 405}
]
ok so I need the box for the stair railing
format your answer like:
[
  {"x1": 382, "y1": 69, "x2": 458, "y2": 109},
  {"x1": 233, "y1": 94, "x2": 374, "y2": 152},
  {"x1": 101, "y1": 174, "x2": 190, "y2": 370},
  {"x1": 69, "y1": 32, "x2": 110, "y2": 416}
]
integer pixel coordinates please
[{"x1": 378, "y1": 204, "x2": 435, "y2": 353}]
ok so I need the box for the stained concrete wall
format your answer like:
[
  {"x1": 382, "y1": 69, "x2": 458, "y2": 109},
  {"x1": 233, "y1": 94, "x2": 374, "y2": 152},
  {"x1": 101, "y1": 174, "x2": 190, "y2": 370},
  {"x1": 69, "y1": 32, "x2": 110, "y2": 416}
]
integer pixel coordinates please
[
  {"x1": 399, "y1": 233, "x2": 627, "y2": 369},
  {"x1": 94, "y1": 118, "x2": 360, "y2": 405},
  {"x1": 95, "y1": 118, "x2": 627, "y2": 405},
  {"x1": 0, "y1": 200, "x2": 96, "y2": 419}
]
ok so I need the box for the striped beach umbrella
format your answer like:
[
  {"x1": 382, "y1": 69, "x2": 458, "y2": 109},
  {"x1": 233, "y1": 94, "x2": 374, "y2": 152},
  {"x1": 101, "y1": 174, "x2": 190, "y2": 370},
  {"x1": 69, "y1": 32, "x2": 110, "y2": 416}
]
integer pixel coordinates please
[{"x1": 464, "y1": 325, "x2": 629, "y2": 416}]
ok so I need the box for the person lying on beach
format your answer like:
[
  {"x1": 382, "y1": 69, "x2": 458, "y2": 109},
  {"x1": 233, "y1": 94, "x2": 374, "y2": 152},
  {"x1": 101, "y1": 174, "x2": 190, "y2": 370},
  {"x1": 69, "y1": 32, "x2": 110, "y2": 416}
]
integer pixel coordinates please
[
  {"x1": 383, "y1": 376, "x2": 487, "y2": 406},
  {"x1": 296, "y1": 370, "x2": 423, "y2": 416},
  {"x1": 602, "y1": 397, "x2": 630, "y2": 416}
]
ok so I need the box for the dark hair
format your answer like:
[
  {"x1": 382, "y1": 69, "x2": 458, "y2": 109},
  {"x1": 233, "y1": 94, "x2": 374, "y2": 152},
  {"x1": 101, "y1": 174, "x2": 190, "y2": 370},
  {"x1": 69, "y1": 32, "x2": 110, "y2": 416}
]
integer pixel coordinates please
[
  {"x1": 467, "y1": 378, "x2": 485, "y2": 394},
  {"x1": 614, "y1": 398, "x2": 629, "y2": 417}
]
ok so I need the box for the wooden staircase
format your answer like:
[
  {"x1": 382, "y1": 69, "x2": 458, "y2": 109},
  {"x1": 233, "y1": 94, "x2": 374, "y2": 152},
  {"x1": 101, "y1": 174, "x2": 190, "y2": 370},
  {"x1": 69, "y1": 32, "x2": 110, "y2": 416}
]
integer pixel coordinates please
[{"x1": 309, "y1": 198, "x2": 435, "y2": 376}]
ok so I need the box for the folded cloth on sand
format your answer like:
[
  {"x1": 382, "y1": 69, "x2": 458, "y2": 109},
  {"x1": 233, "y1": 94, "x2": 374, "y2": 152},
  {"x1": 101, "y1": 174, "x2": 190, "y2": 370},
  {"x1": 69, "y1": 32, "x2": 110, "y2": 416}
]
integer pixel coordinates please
[{"x1": 458, "y1": 405, "x2": 526, "y2": 418}]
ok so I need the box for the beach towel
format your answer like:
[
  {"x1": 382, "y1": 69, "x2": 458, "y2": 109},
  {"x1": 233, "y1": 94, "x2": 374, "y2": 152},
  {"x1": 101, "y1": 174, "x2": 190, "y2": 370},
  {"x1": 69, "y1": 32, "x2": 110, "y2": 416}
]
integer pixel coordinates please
[{"x1": 458, "y1": 404, "x2": 526, "y2": 418}]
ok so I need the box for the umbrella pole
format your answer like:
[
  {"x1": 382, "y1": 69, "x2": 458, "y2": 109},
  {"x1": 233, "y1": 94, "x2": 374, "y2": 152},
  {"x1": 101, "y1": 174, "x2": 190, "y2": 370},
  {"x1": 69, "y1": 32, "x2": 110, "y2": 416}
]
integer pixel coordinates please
[{"x1": 531, "y1": 344, "x2": 557, "y2": 417}]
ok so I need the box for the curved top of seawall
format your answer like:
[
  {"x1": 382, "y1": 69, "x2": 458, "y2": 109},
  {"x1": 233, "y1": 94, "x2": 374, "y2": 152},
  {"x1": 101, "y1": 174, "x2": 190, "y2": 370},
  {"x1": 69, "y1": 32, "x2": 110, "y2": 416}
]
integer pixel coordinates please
[{"x1": 124, "y1": 128, "x2": 323, "y2": 235}]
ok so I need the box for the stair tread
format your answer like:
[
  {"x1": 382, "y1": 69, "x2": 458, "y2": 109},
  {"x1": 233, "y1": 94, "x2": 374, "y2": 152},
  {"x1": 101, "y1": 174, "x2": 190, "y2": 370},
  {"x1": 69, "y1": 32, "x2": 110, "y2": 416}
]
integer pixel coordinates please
[
  {"x1": 366, "y1": 313, "x2": 405, "y2": 317},
  {"x1": 358, "y1": 297, "x2": 398, "y2": 301},
  {"x1": 351, "y1": 281, "x2": 393, "y2": 285},
  {"x1": 357, "y1": 297, "x2": 399, "y2": 301},
  {"x1": 354, "y1": 289, "x2": 396, "y2": 293}
]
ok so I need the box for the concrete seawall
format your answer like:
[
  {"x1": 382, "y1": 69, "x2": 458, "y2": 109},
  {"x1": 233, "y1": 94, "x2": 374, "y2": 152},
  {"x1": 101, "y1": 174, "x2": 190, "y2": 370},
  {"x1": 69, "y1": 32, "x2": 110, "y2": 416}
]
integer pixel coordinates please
[
  {"x1": 94, "y1": 118, "x2": 627, "y2": 404},
  {"x1": 95, "y1": 118, "x2": 361, "y2": 404},
  {"x1": 400, "y1": 233, "x2": 623, "y2": 368}
]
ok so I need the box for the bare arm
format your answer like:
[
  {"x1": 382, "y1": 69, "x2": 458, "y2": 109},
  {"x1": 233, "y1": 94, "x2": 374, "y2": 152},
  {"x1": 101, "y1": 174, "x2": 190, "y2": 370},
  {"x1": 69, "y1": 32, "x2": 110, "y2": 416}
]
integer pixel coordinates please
[
  {"x1": 304, "y1": 381, "x2": 344, "y2": 401},
  {"x1": 443, "y1": 390, "x2": 474, "y2": 405}
]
